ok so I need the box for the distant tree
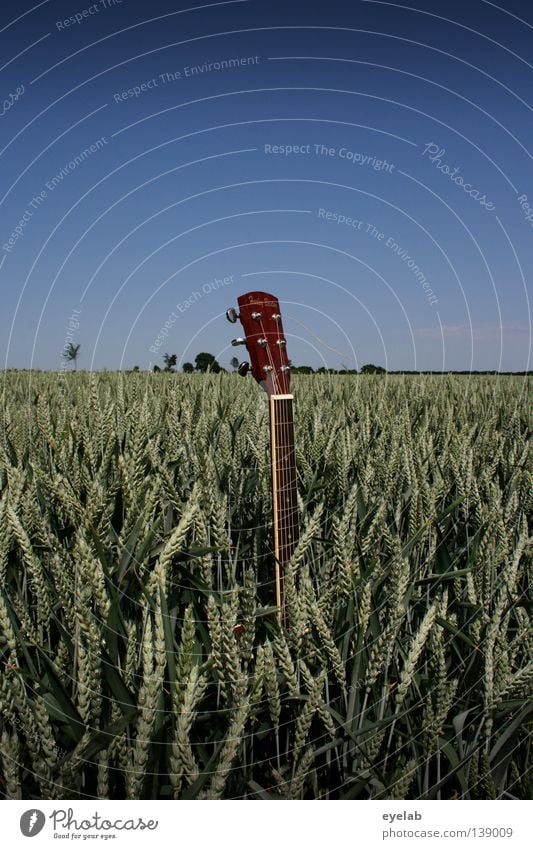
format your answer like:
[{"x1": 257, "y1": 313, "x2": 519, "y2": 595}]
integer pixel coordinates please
[
  {"x1": 153, "y1": 364, "x2": 161, "y2": 372},
  {"x1": 195, "y1": 352, "x2": 221, "y2": 373},
  {"x1": 132, "y1": 365, "x2": 140, "y2": 372},
  {"x1": 162, "y1": 353, "x2": 177, "y2": 372},
  {"x1": 292, "y1": 365, "x2": 314, "y2": 374},
  {"x1": 183, "y1": 362, "x2": 194, "y2": 373},
  {"x1": 230, "y1": 356, "x2": 239, "y2": 371},
  {"x1": 62, "y1": 342, "x2": 80, "y2": 371},
  {"x1": 361, "y1": 363, "x2": 386, "y2": 374}
]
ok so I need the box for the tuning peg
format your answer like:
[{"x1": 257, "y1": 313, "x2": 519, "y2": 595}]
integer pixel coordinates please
[
  {"x1": 237, "y1": 362, "x2": 251, "y2": 376},
  {"x1": 226, "y1": 307, "x2": 239, "y2": 323},
  {"x1": 231, "y1": 337, "x2": 247, "y2": 346}
]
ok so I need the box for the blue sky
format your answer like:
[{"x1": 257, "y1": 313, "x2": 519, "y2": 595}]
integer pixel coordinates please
[{"x1": 1, "y1": 0, "x2": 531, "y2": 371}]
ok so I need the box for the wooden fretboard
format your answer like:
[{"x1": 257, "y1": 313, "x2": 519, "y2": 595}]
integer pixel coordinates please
[{"x1": 269, "y1": 394, "x2": 299, "y2": 623}]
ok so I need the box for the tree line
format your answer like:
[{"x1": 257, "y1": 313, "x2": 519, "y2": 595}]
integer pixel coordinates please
[
  {"x1": 57, "y1": 346, "x2": 530, "y2": 375},
  {"x1": 153, "y1": 352, "x2": 387, "y2": 374}
]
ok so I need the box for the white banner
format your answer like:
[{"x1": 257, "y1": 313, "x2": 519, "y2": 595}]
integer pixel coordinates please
[{"x1": 2, "y1": 800, "x2": 529, "y2": 849}]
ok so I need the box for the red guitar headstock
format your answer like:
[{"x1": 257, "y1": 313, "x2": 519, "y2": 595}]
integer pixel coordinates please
[{"x1": 226, "y1": 292, "x2": 291, "y2": 396}]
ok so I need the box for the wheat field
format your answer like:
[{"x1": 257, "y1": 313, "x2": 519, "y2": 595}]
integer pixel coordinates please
[{"x1": 0, "y1": 372, "x2": 531, "y2": 800}]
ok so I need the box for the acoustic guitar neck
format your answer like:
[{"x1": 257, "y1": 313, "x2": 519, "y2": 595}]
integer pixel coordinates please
[
  {"x1": 226, "y1": 291, "x2": 298, "y2": 625},
  {"x1": 269, "y1": 394, "x2": 299, "y2": 622}
]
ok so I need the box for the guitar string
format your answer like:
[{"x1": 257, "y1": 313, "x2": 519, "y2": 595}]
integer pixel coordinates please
[
  {"x1": 271, "y1": 310, "x2": 288, "y2": 601},
  {"x1": 256, "y1": 310, "x2": 282, "y2": 607},
  {"x1": 257, "y1": 313, "x2": 281, "y2": 396},
  {"x1": 287, "y1": 399, "x2": 297, "y2": 559},
  {"x1": 255, "y1": 306, "x2": 298, "y2": 610},
  {"x1": 273, "y1": 312, "x2": 287, "y2": 569},
  {"x1": 275, "y1": 311, "x2": 297, "y2": 565},
  {"x1": 284, "y1": 408, "x2": 290, "y2": 567},
  {"x1": 268, "y1": 309, "x2": 291, "y2": 593},
  {"x1": 278, "y1": 400, "x2": 286, "y2": 604},
  {"x1": 281, "y1": 363, "x2": 294, "y2": 564},
  {"x1": 276, "y1": 314, "x2": 294, "y2": 567}
]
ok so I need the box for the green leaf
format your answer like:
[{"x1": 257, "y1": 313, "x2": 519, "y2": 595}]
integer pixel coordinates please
[
  {"x1": 100, "y1": 647, "x2": 136, "y2": 713},
  {"x1": 159, "y1": 586, "x2": 176, "y2": 688},
  {"x1": 35, "y1": 649, "x2": 85, "y2": 742}
]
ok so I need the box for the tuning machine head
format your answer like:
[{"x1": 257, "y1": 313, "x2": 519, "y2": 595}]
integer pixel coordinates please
[{"x1": 229, "y1": 291, "x2": 291, "y2": 396}]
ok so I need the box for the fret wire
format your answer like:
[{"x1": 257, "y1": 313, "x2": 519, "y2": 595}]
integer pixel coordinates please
[{"x1": 273, "y1": 396, "x2": 298, "y2": 572}]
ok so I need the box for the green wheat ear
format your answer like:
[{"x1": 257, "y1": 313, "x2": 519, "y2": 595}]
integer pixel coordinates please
[{"x1": 0, "y1": 371, "x2": 530, "y2": 799}]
